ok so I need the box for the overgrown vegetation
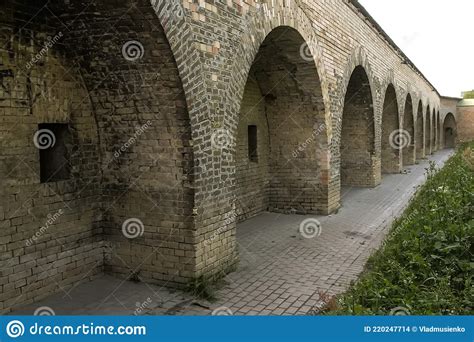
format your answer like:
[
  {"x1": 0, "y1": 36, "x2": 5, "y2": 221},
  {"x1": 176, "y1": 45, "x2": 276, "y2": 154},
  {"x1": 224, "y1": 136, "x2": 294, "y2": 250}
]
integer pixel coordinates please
[
  {"x1": 463, "y1": 90, "x2": 474, "y2": 99},
  {"x1": 331, "y1": 143, "x2": 474, "y2": 315},
  {"x1": 186, "y1": 275, "x2": 217, "y2": 301}
]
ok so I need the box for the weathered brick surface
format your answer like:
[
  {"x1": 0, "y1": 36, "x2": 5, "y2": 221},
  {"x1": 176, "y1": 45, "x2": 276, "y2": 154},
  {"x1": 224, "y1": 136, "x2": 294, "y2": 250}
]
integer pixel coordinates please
[
  {"x1": 236, "y1": 78, "x2": 270, "y2": 221},
  {"x1": 0, "y1": 4, "x2": 103, "y2": 312},
  {"x1": 63, "y1": 1, "x2": 196, "y2": 288},
  {"x1": 381, "y1": 84, "x2": 401, "y2": 174},
  {"x1": 340, "y1": 66, "x2": 378, "y2": 187},
  {"x1": 441, "y1": 96, "x2": 473, "y2": 146},
  {"x1": 402, "y1": 94, "x2": 416, "y2": 165},
  {"x1": 415, "y1": 102, "x2": 425, "y2": 159},
  {"x1": 2, "y1": 0, "x2": 470, "y2": 312},
  {"x1": 456, "y1": 105, "x2": 474, "y2": 143}
]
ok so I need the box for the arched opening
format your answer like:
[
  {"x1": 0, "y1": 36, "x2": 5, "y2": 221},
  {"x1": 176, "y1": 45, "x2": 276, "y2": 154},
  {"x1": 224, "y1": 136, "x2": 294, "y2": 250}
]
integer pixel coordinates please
[
  {"x1": 0, "y1": 0, "x2": 195, "y2": 308},
  {"x1": 340, "y1": 66, "x2": 376, "y2": 187},
  {"x1": 429, "y1": 109, "x2": 435, "y2": 154},
  {"x1": 436, "y1": 111, "x2": 441, "y2": 150},
  {"x1": 381, "y1": 84, "x2": 401, "y2": 173},
  {"x1": 235, "y1": 26, "x2": 326, "y2": 220},
  {"x1": 62, "y1": 1, "x2": 195, "y2": 285},
  {"x1": 415, "y1": 101, "x2": 425, "y2": 159},
  {"x1": 443, "y1": 113, "x2": 457, "y2": 148},
  {"x1": 425, "y1": 105, "x2": 432, "y2": 155},
  {"x1": 402, "y1": 94, "x2": 415, "y2": 165}
]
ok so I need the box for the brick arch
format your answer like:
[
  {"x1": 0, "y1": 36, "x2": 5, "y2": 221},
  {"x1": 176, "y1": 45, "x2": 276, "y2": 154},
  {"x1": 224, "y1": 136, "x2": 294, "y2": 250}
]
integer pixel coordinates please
[
  {"x1": 443, "y1": 112, "x2": 457, "y2": 148},
  {"x1": 37, "y1": 0, "x2": 197, "y2": 286},
  {"x1": 229, "y1": 2, "x2": 331, "y2": 143},
  {"x1": 434, "y1": 110, "x2": 440, "y2": 151},
  {"x1": 415, "y1": 99, "x2": 425, "y2": 159},
  {"x1": 436, "y1": 111, "x2": 441, "y2": 149},
  {"x1": 222, "y1": 3, "x2": 331, "y2": 214},
  {"x1": 339, "y1": 66, "x2": 378, "y2": 188},
  {"x1": 233, "y1": 25, "x2": 328, "y2": 218},
  {"x1": 337, "y1": 46, "x2": 378, "y2": 123},
  {"x1": 378, "y1": 70, "x2": 398, "y2": 154},
  {"x1": 191, "y1": 3, "x2": 334, "y2": 278},
  {"x1": 150, "y1": 0, "x2": 200, "y2": 124},
  {"x1": 0, "y1": 0, "x2": 199, "y2": 306},
  {"x1": 425, "y1": 104, "x2": 432, "y2": 155},
  {"x1": 335, "y1": 46, "x2": 380, "y2": 189},
  {"x1": 0, "y1": 1, "x2": 106, "y2": 309},
  {"x1": 379, "y1": 71, "x2": 404, "y2": 117},
  {"x1": 401, "y1": 85, "x2": 419, "y2": 121},
  {"x1": 402, "y1": 93, "x2": 416, "y2": 165},
  {"x1": 430, "y1": 107, "x2": 436, "y2": 154},
  {"x1": 381, "y1": 83, "x2": 401, "y2": 174}
]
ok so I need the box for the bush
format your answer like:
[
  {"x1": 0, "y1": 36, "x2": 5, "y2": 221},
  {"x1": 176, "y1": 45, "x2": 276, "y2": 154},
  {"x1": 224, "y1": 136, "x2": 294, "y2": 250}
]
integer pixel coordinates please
[{"x1": 331, "y1": 143, "x2": 474, "y2": 315}]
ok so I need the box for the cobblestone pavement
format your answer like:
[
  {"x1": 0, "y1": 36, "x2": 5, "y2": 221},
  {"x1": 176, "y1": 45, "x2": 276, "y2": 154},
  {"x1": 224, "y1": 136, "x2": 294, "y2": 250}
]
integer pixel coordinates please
[{"x1": 10, "y1": 149, "x2": 454, "y2": 316}]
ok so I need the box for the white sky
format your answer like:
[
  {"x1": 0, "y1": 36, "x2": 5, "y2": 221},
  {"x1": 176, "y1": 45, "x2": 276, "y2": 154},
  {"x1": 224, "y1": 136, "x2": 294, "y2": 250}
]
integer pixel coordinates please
[{"x1": 359, "y1": 0, "x2": 473, "y2": 97}]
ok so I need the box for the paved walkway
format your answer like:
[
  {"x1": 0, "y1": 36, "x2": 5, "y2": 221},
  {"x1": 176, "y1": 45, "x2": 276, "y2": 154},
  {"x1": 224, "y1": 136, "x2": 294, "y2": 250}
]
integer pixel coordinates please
[{"x1": 11, "y1": 149, "x2": 454, "y2": 316}]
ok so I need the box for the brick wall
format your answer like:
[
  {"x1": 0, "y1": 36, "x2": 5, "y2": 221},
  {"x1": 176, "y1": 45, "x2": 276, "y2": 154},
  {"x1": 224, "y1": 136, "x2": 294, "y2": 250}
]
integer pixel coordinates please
[
  {"x1": 425, "y1": 105, "x2": 432, "y2": 155},
  {"x1": 340, "y1": 66, "x2": 377, "y2": 187},
  {"x1": 55, "y1": 0, "x2": 196, "y2": 287},
  {"x1": 4, "y1": 0, "x2": 470, "y2": 312},
  {"x1": 457, "y1": 105, "x2": 474, "y2": 143},
  {"x1": 165, "y1": 0, "x2": 443, "y2": 280},
  {"x1": 441, "y1": 96, "x2": 474, "y2": 145},
  {"x1": 402, "y1": 94, "x2": 416, "y2": 165},
  {"x1": 415, "y1": 101, "x2": 425, "y2": 158},
  {"x1": 235, "y1": 78, "x2": 270, "y2": 221},
  {"x1": 381, "y1": 85, "x2": 401, "y2": 174},
  {"x1": 0, "y1": 5, "x2": 102, "y2": 312}
]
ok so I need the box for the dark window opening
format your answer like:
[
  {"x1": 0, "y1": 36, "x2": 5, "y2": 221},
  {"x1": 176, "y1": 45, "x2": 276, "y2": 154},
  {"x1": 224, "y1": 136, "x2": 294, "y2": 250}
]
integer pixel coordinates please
[
  {"x1": 248, "y1": 125, "x2": 258, "y2": 162},
  {"x1": 38, "y1": 123, "x2": 71, "y2": 183}
]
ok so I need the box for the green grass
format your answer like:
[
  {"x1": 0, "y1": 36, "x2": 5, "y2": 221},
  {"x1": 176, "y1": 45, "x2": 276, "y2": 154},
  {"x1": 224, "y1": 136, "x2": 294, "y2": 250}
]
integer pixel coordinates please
[{"x1": 330, "y1": 143, "x2": 474, "y2": 315}]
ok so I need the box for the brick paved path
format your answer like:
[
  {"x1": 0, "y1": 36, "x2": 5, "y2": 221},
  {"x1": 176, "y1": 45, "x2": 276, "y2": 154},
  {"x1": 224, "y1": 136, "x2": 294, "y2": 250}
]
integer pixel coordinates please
[{"x1": 10, "y1": 150, "x2": 453, "y2": 316}]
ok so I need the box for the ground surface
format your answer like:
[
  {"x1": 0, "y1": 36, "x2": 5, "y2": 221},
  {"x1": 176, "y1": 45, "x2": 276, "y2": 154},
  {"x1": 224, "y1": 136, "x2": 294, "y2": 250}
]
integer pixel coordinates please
[{"x1": 10, "y1": 149, "x2": 454, "y2": 316}]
